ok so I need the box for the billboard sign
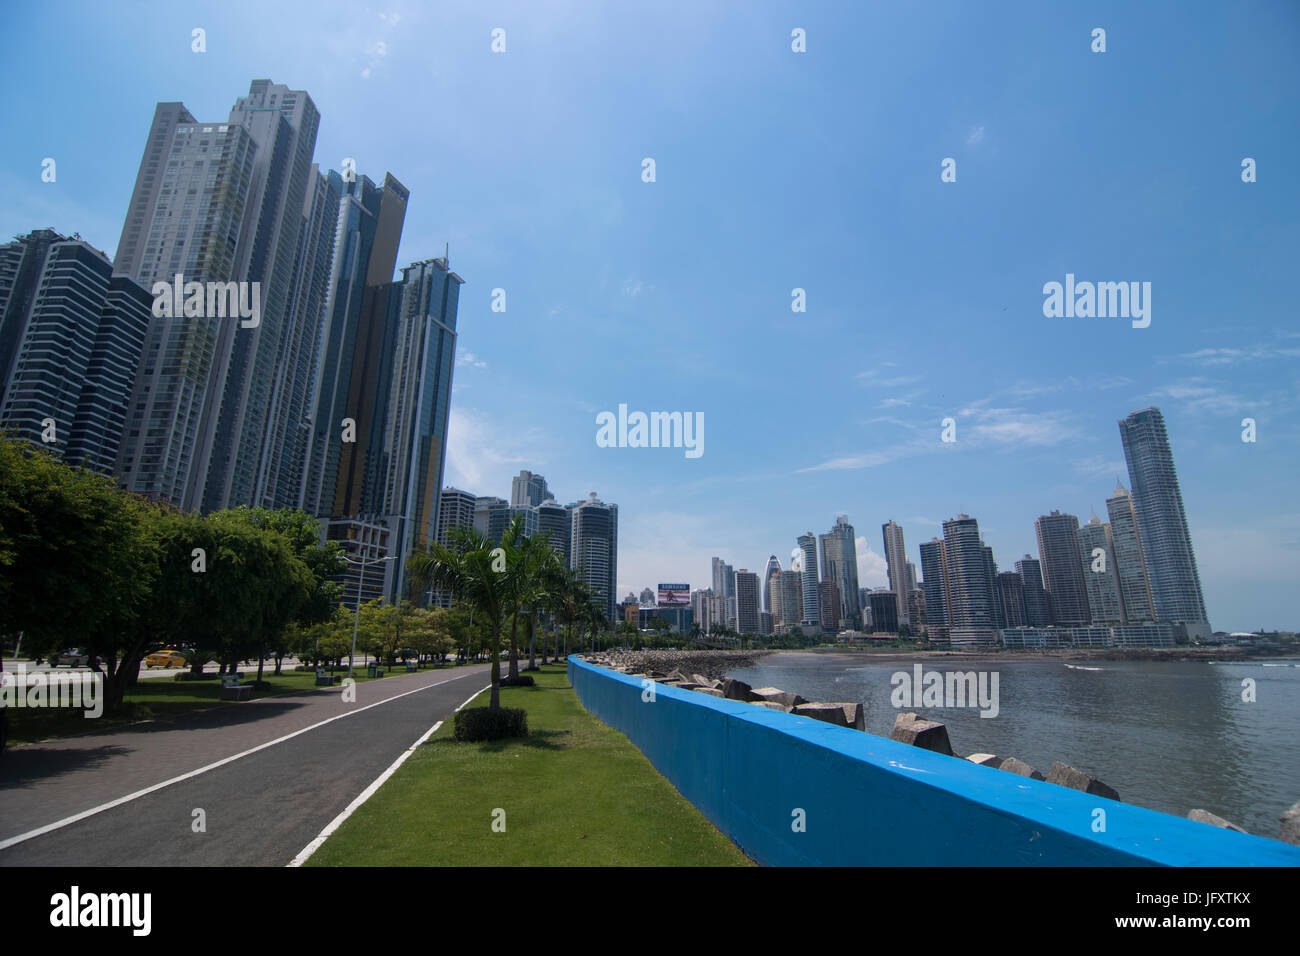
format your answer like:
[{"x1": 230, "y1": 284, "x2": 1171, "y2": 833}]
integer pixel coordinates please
[{"x1": 657, "y1": 583, "x2": 690, "y2": 606}]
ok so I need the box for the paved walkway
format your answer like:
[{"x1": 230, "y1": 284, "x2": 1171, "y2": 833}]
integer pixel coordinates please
[{"x1": 0, "y1": 664, "x2": 492, "y2": 865}]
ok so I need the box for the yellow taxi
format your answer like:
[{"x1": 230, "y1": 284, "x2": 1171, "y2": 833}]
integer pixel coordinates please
[{"x1": 144, "y1": 650, "x2": 187, "y2": 669}]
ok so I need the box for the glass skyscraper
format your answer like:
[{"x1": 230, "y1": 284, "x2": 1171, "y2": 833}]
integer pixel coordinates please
[{"x1": 1118, "y1": 407, "x2": 1210, "y2": 639}]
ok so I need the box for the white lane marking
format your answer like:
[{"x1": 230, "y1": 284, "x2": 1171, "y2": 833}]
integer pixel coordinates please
[
  {"x1": 0, "y1": 669, "x2": 489, "y2": 853},
  {"x1": 286, "y1": 683, "x2": 491, "y2": 867}
]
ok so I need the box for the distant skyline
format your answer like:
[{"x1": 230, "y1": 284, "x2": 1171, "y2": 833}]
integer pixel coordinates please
[{"x1": 3, "y1": 1, "x2": 1297, "y2": 630}]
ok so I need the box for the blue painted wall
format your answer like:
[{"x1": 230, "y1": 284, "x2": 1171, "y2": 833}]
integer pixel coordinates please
[{"x1": 568, "y1": 656, "x2": 1300, "y2": 866}]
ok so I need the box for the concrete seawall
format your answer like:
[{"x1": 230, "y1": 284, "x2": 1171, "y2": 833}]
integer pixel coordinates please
[{"x1": 568, "y1": 655, "x2": 1300, "y2": 866}]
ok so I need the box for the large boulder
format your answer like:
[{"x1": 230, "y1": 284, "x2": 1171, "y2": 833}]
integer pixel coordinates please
[
  {"x1": 694, "y1": 687, "x2": 724, "y2": 698},
  {"x1": 750, "y1": 701, "x2": 788, "y2": 712},
  {"x1": 690, "y1": 673, "x2": 715, "y2": 688},
  {"x1": 793, "y1": 702, "x2": 851, "y2": 727},
  {"x1": 840, "y1": 702, "x2": 866, "y2": 731},
  {"x1": 890, "y1": 713, "x2": 954, "y2": 756},
  {"x1": 667, "y1": 669, "x2": 691, "y2": 684},
  {"x1": 1187, "y1": 809, "x2": 1247, "y2": 833},
  {"x1": 1046, "y1": 761, "x2": 1122, "y2": 802},
  {"x1": 721, "y1": 677, "x2": 757, "y2": 702},
  {"x1": 966, "y1": 753, "x2": 1004, "y2": 769},
  {"x1": 1281, "y1": 802, "x2": 1300, "y2": 846},
  {"x1": 998, "y1": 757, "x2": 1045, "y2": 780},
  {"x1": 750, "y1": 687, "x2": 807, "y2": 710}
]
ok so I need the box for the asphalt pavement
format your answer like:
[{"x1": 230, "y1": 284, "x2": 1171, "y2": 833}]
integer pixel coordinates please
[{"x1": 0, "y1": 664, "x2": 493, "y2": 866}]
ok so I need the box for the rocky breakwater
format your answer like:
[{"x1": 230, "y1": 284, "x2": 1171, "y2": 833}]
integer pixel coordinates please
[{"x1": 579, "y1": 649, "x2": 773, "y2": 682}]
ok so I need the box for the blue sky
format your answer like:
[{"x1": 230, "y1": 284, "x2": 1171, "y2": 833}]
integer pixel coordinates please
[{"x1": 3, "y1": 1, "x2": 1298, "y2": 631}]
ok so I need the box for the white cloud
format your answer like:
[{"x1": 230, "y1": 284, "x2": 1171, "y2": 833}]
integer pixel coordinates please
[
  {"x1": 967, "y1": 125, "x2": 985, "y2": 145},
  {"x1": 445, "y1": 407, "x2": 546, "y2": 493},
  {"x1": 621, "y1": 279, "x2": 649, "y2": 297},
  {"x1": 378, "y1": 12, "x2": 401, "y2": 25},
  {"x1": 457, "y1": 350, "x2": 488, "y2": 369},
  {"x1": 962, "y1": 406, "x2": 1077, "y2": 446},
  {"x1": 855, "y1": 538, "x2": 890, "y2": 588}
]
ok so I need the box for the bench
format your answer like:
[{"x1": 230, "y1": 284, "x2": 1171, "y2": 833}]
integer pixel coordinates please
[
  {"x1": 315, "y1": 669, "x2": 334, "y2": 687},
  {"x1": 220, "y1": 674, "x2": 253, "y2": 701},
  {"x1": 405, "y1": 662, "x2": 417, "y2": 673}
]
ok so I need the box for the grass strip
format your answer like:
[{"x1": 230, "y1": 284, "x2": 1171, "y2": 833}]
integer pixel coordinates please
[{"x1": 306, "y1": 663, "x2": 753, "y2": 866}]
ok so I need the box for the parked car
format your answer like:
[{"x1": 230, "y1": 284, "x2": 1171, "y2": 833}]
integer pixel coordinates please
[
  {"x1": 53, "y1": 648, "x2": 89, "y2": 667},
  {"x1": 144, "y1": 650, "x2": 187, "y2": 669}
]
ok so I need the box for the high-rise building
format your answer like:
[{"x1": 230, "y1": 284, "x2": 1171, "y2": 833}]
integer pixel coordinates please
[
  {"x1": 510, "y1": 469, "x2": 550, "y2": 508},
  {"x1": 1105, "y1": 481, "x2": 1155, "y2": 623},
  {"x1": 1015, "y1": 555, "x2": 1053, "y2": 626},
  {"x1": 919, "y1": 538, "x2": 951, "y2": 638},
  {"x1": 570, "y1": 492, "x2": 618, "y2": 622},
  {"x1": 506, "y1": 504, "x2": 539, "y2": 539},
  {"x1": 1035, "y1": 511, "x2": 1091, "y2": 626},
  {"x1": 779, "y1": 569, "x2": 803, "y2": 632},
  {"x1": 768, "y1": 573, "x2": 784, "y2": 626},
  {"x1": 0, "y1": 234, "x2": 151, "y2": 475},
  {"x1": 762, "y1": 555, "x2": 782, "y2": 614},
  {"x1": 942, "y1": 515, "x2": 998, "y2": 645},
  {"x1": 1078, "y1": 514, "x2": 1125, "y2": 624},
  {"x1": 907, "y1": 587, "x2": 926, "y2": 631},
  {"x1": 536, "y1": 498, "x2": 571, "y2": 566},
  {"x1": 437, "y1": 487, "x2": 478, "y2": 546},
  {"x1": 868, "y1": 589, "x2": 899, "y2": 633},
  {"x1": 735, "y1": 570, "x2": 760, "y2": 633},
  {"x1": 820, "y1": 516, "x2": 861, "y2": 628},
  {"x1": 982, "y1": 544, "x2": 1006, "y2": 629},
  {"x1": 301, "y1": 169, "x2": 407, "y2": 516},
  {"x1": 711, "y1": 557, "x2": 734, "y2": 602},
  {"x1": 1118, "y1": 407, "x2": 1211, "y2": 639},
  {"x1": 796, "y1": 532, "x2": 820, "y2": 628},
  {"x1": 639, "y1": 587, "x2": 655, "y2": 606},
  {"x1": 882, "y1": 520, "x2": 910, "y2": 628},
  {"x1": 114, "y1": 82, "x2": 327, "y2": 513},
  {"x1": 818, "y1": 578, "x2": 841, "y2": 632},
  {"x1": 997, "y1": 571, "x2": 1027, "y2": 628},
  {"x1": 473, "y1": 496, "x2": 509, "y2": 543}
]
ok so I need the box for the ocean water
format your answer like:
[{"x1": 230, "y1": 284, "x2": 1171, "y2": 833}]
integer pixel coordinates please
[{"x1": 726, "y1": 652, "x2": 1300, "y2": 838}]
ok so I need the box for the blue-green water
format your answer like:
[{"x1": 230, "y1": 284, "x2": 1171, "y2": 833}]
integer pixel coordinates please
[{"x1": 726, "y1": 652, "x2": 1300, "y2": 838}]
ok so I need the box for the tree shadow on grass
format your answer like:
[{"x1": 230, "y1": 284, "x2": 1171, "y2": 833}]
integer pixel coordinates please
[{"x1": 425, "y1": 728, "x2": 572, "y2": 753}]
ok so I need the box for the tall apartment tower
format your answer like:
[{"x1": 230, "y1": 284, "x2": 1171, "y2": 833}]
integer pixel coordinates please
[
  {"x1": 0, "y1": 234, "x2": 151, "y2": 474},
  {"x1": 779, "y1": 569, "x2": 803, "y2": 631},
  {"x1": 919, "y1": 538, "x2": 951, "y2": 638},
  {"x1": 1118, "y1": 407, "x2": 1211, "y2": 639},
  {"x1": 570, "y1": 492, "x2": 618, "y2": 622},
  {"x1": 113, "y1": 82, "x2": 327, "y2": 512},
  {"x1": 510, "y1": 469, "x2": 550, "y2": 507},
  {"x1": 300, "y1": 170, "x2": 408, "y2": 516},
  {"x1": 1078, "y1": 513, "x2": 1125, "y2": 624},
  {"x1": 941, "y1": 515, "x2": 998, "y2": 645},
  {"x1": 1015, "y1": 555, "x2": 1053, "y2": 626},
  {"x1": 735, "y1": 570, "x2": 760, "y2": 634},
  {"x1": 437, "y1": 487, "x2": 478, "y2": 545},
  {"x1": 796, "y1": 532, "x2": 820, "y2": 629},
  {"x1": 1035, "y1": 511, "x2": 1091, "y2": 626},
  {"x1": 1105, "y1": 481, "x2": 1155, "y2": 623},
  {"x1": 997, "y1": 571, "x2": 1027, "y2": 627},
  {"x1": 882, "y1": 520, "x2": 910, "y2": 628},
  {"x1": 762, "y1": 555, "x2": 782, "y2": 614},
  {"x1": 536, "y1": 498, "x2": 571, "y2": 566},
  {"x1": 821, "y1": 516, "x2": 861, "y2": 628}
]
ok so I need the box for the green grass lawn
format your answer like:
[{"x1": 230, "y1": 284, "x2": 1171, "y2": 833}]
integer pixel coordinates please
[
  {"x1": 307, "y1": 663, "x2": 754, "y2": 866},
  {"x1": 3, "y1": 661, "x2": 468, "y2": 746}
]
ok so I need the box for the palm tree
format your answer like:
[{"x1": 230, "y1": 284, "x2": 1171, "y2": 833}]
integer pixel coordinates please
[{"x1": 406, "y1": 525, "x2": 514, "y2": 709}]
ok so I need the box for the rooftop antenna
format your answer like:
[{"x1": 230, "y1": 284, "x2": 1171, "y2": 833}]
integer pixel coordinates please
[{"x1": 444, "y1": 242, "x2": 449, "y2": 267}]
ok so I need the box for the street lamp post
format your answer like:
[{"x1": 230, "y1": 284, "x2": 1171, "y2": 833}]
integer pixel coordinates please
[{"x1": 349, "y1": 553, "x2": 397, "y2": 678}]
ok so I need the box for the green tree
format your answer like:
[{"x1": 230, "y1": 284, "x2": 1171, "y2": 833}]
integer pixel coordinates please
[
  {"x1": 406, "y1": 525, "x2": 515, "y2": 709},
  {"x1": 0, "y1": 437, "x2": 158, "y2": 712}
]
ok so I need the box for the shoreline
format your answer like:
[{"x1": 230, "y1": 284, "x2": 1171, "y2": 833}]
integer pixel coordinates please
[{"x1": 765, "y1": 646, "x2": 1300, "y2": 665}]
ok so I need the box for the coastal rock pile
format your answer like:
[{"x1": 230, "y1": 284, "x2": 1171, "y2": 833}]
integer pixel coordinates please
[{"x1": 579, "y1": 650, "x2": 771, "y2": 681}]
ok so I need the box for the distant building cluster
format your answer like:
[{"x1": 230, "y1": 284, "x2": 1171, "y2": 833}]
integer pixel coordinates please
[
  {"x1": 697, "y1": 406, "x2": 1211, "y2": 648},
  {"x1": 0, "y1": 80, "x2": 463, "y2": 609},
  {"x1": 438, "y1": 471, "x2": 619, "y2": 623}
]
